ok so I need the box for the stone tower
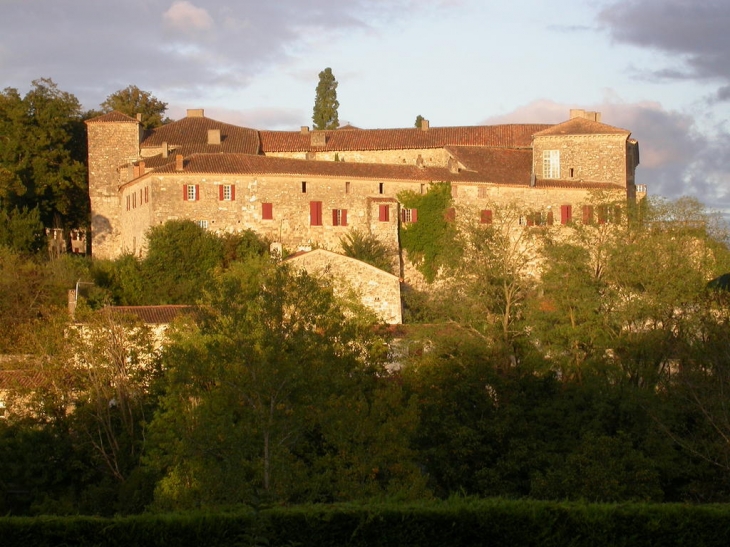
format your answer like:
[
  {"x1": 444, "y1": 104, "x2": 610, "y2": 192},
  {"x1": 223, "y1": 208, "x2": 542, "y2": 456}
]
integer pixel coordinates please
[{"x1": 85, "y1": 111, "x2": 141, "y2": 259}]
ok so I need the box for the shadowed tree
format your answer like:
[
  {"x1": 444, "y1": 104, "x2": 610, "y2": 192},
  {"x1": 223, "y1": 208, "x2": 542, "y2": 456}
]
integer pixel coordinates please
[{"x1": 101, "y1": 85, "x2": 168, "y2": 130}]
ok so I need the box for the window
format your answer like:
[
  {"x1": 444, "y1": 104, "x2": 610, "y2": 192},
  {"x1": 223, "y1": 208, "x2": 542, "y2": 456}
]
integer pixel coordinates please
[
  {"x1": 451, "y1": 185, "x2": 458, "y2": 198},
  {"x1": 132, "y1": 192, "x2": 136, "y2": 209},
  {"x1": 543, "y1": 150, "x2": 560, "y2": 179},
  {"x1": 219, "y1": 184, "x2": 235, "y2": 201},
  {"x1": 420, "y1": 184, "x2": 426, "y2": 195},
  {"x1": 262, "y1": 202, "x2": 273, "y2": 220},
  {"x1": 379, "y1": 204, "x2": 390, "y2": 222},
  {"x1": 310, "y1": 201, "x2": 323, "y2": 226},
  {"x1": 478, "y1": 186, "x2": 488, "y2": 199},
  {"x1": 144, "y1": 186, "x2": 149, "y2": 203},
  {"x1": 597, "y1": 205, "x2": 607, "y2": 224},
  {"x1": 582, "y1": 205, "x2": 594, "y2": 225},
  {"x1": 184, "y1": 184, "x2": 199, "y2": 201},
  {"x1": 480, "y1": 209, "x2": 493, "y2": 224},
  {"x1": 378, "y1": 182, "x2": 384, "y2": 194},
  {"x1": 301, "y1": 181, "x2": 307, "y2": 193},
  {"x1": 196, "y1": 220, "x2": 208, "y2": 229},
  {"x1": 560, "y1": 204, "x2": 572, "y2": 225},
  {"x1": 345, "y1": 181, "x2": 351, "y2": 194},
  {"x1": 401, "y1": 208, "x2": 418, "y2": 223},
  {"x1": 126, "y1": 195, "x2": 130, "y2": 211},
  {"x1": 332, "y1": 208, "x2": 348, "y2": 226}
]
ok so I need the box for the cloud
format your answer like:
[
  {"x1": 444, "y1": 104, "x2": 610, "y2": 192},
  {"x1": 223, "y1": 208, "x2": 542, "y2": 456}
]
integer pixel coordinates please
[
  {"x1": 163, "y1": 1, "x2": 214, "y2": 33},
  {"x1": 599, "y1": 0, "x2": 730, "y2": 86},
  {"x1": 485, "y1": 99, "x2": 730, "y2": 215}
]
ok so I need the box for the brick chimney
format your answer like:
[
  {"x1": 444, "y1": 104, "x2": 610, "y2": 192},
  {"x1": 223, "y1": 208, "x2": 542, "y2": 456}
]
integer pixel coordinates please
[
  {"x1": 420, "y1": 119, "x2": 430, "y2": 131},
  {"x1": 175, "y1": 154, "x2": 184, "y2": 171},
  {"x1": 162, "y1": 141, "x2": 169, "y2": 158},
  {"x1": 208, "y1": 129, "x2": 221, "y2": 145},
  {"x1": 187, "y1": 108, "x2": 204, "y2": 117},
  {"x1": 138, "y1": 161, "x2": 145, "y2": 176}
]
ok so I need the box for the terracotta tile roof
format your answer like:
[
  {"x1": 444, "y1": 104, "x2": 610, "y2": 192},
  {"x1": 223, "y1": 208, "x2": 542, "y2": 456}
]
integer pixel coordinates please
[
  {"x1": 534, "y1": 117, "x2": 630, "y2": 136},
  {"x1": 446, "y1": 147, "x2": 533, "y2": 184},
  {"x1": 152, "y1": 152, "x2": 535, "y2": 186},
  {"x1": 85, "y1": 110, "x2": 139, "y2": 124},
  {"x1": 0, "y1": 369, "x2": 45, "y2": 390},
  {"x1": 260, "y1": 124, "x2": 551, "y2": 153},
  {"x1": 106, "y1": 305, "x2": 195, "y2": 324},
  {"x1": 141, "y1": 116, "x2": 260, "y2": 155}
]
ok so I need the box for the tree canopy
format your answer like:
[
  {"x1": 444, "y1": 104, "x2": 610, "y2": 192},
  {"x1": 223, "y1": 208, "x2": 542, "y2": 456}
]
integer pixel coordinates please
[
  {"x1": 100, "y1": 85, "x2": 168, "y2": 130},
  {"x1": 312, "y1": 67, "x2": 339, "y2": 130}
]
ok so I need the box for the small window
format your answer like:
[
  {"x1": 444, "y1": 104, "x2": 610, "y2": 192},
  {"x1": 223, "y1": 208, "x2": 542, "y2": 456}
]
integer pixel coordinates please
[
  {"x1": 144, "y1": 186, "x2": 149, "y2": 203},
  {"x1": 480, "y1": 209, "x2": 492, "y2": 224},
  {"x1": 196, "y1": 220, "x2": 209, "y2": 229},
  {"x1": 378, "y1": 182, "x2": 384, "y2": 194},
  {"x1": 543, "y1": 150, "x2": 560, "y2": 179},
  {"x1": 220, "y1": 184, "x2": 235, "y2": 201},
  {"x1": 332, "y1": 209, "x2": 348, "y2": 226},
  {"x1": 262, "y1": 202, "x2": 273, "y2": 220},
  {"x1": 401, "y1": 208, "x2": 418, "y2": 223},
  {"x1": 569, "y1": 168, "x2": 575, "y2": 178},
  {"x1": 132, "y1": 192, "x2": 137, "y2": 209},
  {"x1": 345, "y1": 181, "x2": 351, "y2": 194},
  {"x1": 310, "y1": 201, "x2": 323, "y2": 226},
  {"x1": 184, "y1": 184, "x2": 198, "y2": 201},
  {"x1": 379, "y1": 204, "x2": 390, "y2": 222},
  {"x1": 478, "y1": 187, "x2": 488, "y2": 199},
  {"x1": 301, "y1": 181, "x2": 307, "y2": 193},
  {"x1": 126, "y1": 195, "x2": 130, "y2": 211},
  {"x1": 420, "y1": 184, "x2": 425, "y2": 195}
]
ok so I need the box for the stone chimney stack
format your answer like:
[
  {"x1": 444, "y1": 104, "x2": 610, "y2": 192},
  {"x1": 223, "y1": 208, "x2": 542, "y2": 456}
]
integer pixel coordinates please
[
  {"x1": 570, "y1": 109, "x2": 602, "y2": 122},
  {"x1": 187, "y1": 108, "x2": 204, "y2": 118},
  {"x1": 175, "y1": 154, "x2": 184, "y2": 171},
  {"x1": 136, "y1": 113, "x2": 142, "y2": 123},
  {"x1": 420, "y1": 119, "x2": 430, "y2": 131},
  {"x1": 301, "y1": 126, "x2": 310, "y2": 135},
  {"x1": 311, "y1": 131, "x2": 326, "y2": 147},
  {"x1": 162, "y1": 141, "x2": 169, "y2": 158},
  {"x1": 208, "y1": 129, "x2": 221, "y2": 145}
]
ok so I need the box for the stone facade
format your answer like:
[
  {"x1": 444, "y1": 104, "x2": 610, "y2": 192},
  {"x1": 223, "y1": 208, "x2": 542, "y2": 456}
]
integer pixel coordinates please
[
  {"x1": 86, "y1": 108, "x2": 641, "y2": 273},
  {"x1": 285, "y1": 249, "x2": 402, "y2": 324}
]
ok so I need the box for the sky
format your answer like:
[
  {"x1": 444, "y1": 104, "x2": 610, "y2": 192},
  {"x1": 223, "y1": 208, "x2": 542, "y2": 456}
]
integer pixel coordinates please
[{"x1": 1, "y1": 0, "x2": 729, "y2": 215}]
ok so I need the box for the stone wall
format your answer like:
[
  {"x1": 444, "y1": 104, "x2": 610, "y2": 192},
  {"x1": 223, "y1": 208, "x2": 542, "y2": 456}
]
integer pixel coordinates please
[
  {"x1": 285, "y1": 249, "x2": 403, "y2": 324},
  {"x1": 267, "y1": 147, "x2": 452, "y2": 168}
]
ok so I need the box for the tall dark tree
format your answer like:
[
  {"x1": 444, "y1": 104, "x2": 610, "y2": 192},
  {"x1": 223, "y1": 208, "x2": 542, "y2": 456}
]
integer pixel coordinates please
[
  {"x1": 100, "y1": 85, "x2": 168, "y2": 130},
  {"x1": 312, "y1": 67, "x2": 339, "y2": 130},
  {"x1": 414, "y1": 115, "x2": 425, "y2": 128}
]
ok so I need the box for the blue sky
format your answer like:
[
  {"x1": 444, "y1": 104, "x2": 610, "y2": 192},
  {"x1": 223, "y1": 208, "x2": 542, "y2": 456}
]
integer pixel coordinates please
[{"x1": 1, "y1": 0, "x2": 729, "y2": 215}]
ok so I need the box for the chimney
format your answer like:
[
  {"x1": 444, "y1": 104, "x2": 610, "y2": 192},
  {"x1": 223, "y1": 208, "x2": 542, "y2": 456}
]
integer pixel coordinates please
[
  {"x1": 570, "y1": 109, "x2": 585, "y2": 119},
  {"x1": 136, "y1": 113, "x2": 142, "y2": 123},
  {"x1": 175, "y1": 154, "x2": 184, "y2": 171},
  {"x1": 162, "y1": 141, "x2": 169, "y2": 158},
  {"x1": 187, "y1": 108, "x2": 205, "y2": 118},
  {"x1": 138, "y1": 161, "x2": 145, "y2": 176},
  {"x1": 301, "y1": 126, "x2": 310, "y2": 135},
  {"x1": 208, "y1": 129, "x2": 221, "y2": 145},
  {"x1": 420, "y1": 119, "x2": 430, "y2": 131},
  {"x1": 68, "y1": 289, "x2": 77, "y2": 319}
]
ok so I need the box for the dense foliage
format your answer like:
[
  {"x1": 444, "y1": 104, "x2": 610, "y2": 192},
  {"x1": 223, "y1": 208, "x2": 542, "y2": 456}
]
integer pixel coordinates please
[{"x1": 312, "y1": 67, "x2": 339, "y2": 130}]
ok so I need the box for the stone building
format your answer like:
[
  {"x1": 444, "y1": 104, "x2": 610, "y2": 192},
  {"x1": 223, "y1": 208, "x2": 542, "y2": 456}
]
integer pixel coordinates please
[{"x1": 85, "y1": 107, "x2": 641, "y2": 271}]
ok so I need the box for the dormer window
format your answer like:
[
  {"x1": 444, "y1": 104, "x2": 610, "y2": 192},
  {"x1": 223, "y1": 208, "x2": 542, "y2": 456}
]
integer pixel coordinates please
[{"x1": 543, "y1": 150, "x2": 560, "y2": 179}]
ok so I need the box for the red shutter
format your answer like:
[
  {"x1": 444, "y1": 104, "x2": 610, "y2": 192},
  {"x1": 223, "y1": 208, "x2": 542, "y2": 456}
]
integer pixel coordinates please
[
  {"x1": 219, "y1": 185, "x2": 224, "y2": 200},
  {"x1": 583, "y1": 205, "x2": 593, "y2": 224},
  {"x1": 310, "y1": 201, "x2": 322, "y2": 225},
  {"x1": 527, "y1": 214, "x2": 534, "y2": 226},
  {"x1": 379, "y1": 204, "x2": 389, "y2": 222},
  {"x1": 341, "y1": 209, "x2": 347, "y2": 226},
  {"x1": 262, "y1": 202, "x2": 273, "y2": 220},
  {"x1": 195, "y1": 185, "x2": 200, "y2": 201},
  {"x1": 183, "y1": 185, "x2": 188, "y2": 201},
  {"x1": 230, "y1": 185, "x2": 236, "y2": 201},
  {"x1": 481, "y1": 209, "x2": 493, "y2": 224},
  {"x1": 597, "y1": 205, "x2": 607, "y2": 224},
  {"x1": 411, "y1": 209, "x2": 418, "y2": 223},
  {"x1": 332, "y1": 209, "x2": 338, "y2": 225},
  {"x1": 561, "y1": 204, "x2": 572, "y2": 224}
]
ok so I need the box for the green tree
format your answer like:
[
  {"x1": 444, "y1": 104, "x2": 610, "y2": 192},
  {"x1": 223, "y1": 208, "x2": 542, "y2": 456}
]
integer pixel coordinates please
[
  {"x1": 414, "y1": 115, "x2": 425, "y2": 128},
  {"x1": 100, "y1": 85, "x2": 169, "y2": 130},
  {"x1": 340, "y1": 229, "x2": 395, "y2": 273},
  {"x1": 312, "y1": 67, "x2": 339, "y2": 130},
  {"x1": 0, "y1": 79, "x2": 87, "y2": 230},
  {"x1": 147, "y1": 260, "x2": 424, "y2": 508}
]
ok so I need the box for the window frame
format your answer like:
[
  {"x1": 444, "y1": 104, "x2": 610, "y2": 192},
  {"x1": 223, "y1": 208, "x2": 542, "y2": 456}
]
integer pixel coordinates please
[{"x1": 543, "y1": 149, "x2": 560, "y2": 179}]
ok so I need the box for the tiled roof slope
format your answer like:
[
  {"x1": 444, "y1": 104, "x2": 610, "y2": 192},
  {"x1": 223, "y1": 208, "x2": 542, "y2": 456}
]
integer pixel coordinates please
[
  {"x1": 534, "y1": 117, "x2": 630, "y2": 136},
  {"x1": 106, "y1": 305, "x2": 195, "y2": 324},
  {"x1": 445, "y1": 147, "x2": 533, "y2": 184},
  {"x1": 0, "y1": 369, "x2": 45, "y2": 390},
  {"x1": 152, "y1": 152, "x2": 534, "y2": 185},
  {"x1": 141, "y1": 116, "x2": 261, "y2": 155},
  {"x1": 86, "y1": 110, "x2": 138, "y2": 124},
  {"x1": 260, "y1": 124, "x2": 551, "y2": 153}
]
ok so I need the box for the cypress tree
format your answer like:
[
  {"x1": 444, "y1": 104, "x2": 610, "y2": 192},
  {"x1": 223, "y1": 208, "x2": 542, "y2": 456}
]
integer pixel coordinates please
[{"x1": 312, "y1": 67, "x2": 339, "y2": 130}]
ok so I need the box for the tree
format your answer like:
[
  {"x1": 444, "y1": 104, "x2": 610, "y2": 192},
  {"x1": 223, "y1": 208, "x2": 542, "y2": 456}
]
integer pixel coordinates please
[
  {"x1": 147, "y1": 260, "x2": 424, "y2": 508},
  {"x1": 414, "y1": 115, "x2": 425, "y2": 128},
  {"x1": 340, "y1": 229, "x2": 395, "y2": 273},
  {"x1": 312, "y1": 67, "x2": 339, "y2": 130},
  {"x1": 100, "y1": 85, "x2": 168, "y2": 130}
]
